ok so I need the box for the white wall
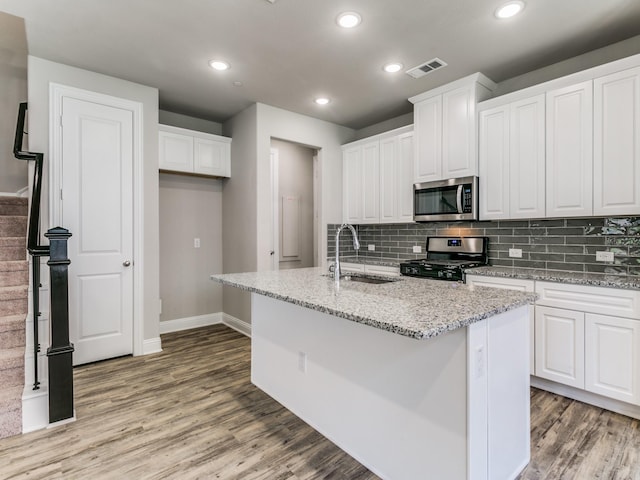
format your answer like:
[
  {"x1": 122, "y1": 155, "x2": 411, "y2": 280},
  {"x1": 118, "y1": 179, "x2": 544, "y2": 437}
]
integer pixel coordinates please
[
  {"x1": 0, "y1": 12, "x2": 28, "y2": 193},
  {"x1": 159, "y1": 110, "x2": 223, "y2": 135},
  {"x1": 159, "y1": 173, "x2": 223, "y2": 322},
  {"x1": 27, "y1": 56, "x2": 160, "y2": 341},
  {"x1": 353, "y1": 112, "x2": 413, "y2": 141},
  {"x1": 221, "y1": 104, "x2": 258, "y2": 323},
  {"x1": 255, "y1": 103, "x2": 354, "y2": 273},
  {"x1": 221, "y1": 103, "x2": 354, "y2": 323}
]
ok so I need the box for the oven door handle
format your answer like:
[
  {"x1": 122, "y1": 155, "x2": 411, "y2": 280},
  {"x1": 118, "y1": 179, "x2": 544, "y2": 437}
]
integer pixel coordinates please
[{"x1": 456, "y1": 185, "x2": 463, "y2": 213}]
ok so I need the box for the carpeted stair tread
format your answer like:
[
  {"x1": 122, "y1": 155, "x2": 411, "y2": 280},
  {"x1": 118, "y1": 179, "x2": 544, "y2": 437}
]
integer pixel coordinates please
[
  {"x1": 0, "y1": 262, "x2": 28, "y2": 287},
  {"x1": 0, "y1": 197, "x2": 28, "y2": 217},
  {"x1": 0, "y1": 386, "x2": 23, "y2": 411},
  {"x1": 0, "y1": 260, "x2": 28, "y2": 271},
  {"x1": 0, "y1": 346, "x2": 24, "y2": 369},
  {"x1": 0, "y1": 237, "x2": 27, "y2": 247},
  {"x1": 0, "y1": 314, "x2": 25, "y2": 333},
  {"x1": 0, "y1": 285, "x2": 28, "y2": 316},
  {"x1": 0, "y1": 216, "x2": 27, "y2": 237}
]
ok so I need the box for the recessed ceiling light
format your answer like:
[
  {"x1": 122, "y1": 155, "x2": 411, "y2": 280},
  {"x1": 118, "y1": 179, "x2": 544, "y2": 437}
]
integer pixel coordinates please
[
  {"x1": 336, "y1": 12, "x2": 362, "y2": 28},
  {"x1": 209, "y1": 60, "x2": 230, "y2": 71},
  {"x1": 315, "y1": 97, "x2": 330, "y2": 105},
  {"x1": 495, "y1": 1, "x2": 525, "y2": 19},
  {"x1": 383, "y1": 63, "x2": 403, "y2": 73}
]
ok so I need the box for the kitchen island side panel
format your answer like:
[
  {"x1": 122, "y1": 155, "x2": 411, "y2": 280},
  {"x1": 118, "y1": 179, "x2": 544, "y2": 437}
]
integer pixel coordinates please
[{"x1": 251, "y1": 293, "x2": 469, "y2": 480}]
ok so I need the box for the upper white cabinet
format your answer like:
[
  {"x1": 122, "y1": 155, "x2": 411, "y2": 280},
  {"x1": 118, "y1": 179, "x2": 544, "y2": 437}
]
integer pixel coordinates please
[
  {"x1": 159, "y1": 124, "x2": 231, "y2": 178},
  {"x1": 343, "y1": 126, "x2": 413, "y2": 224},
  {"x1": 593, "y1": 66, "x2": 640, "y2": 216},
  {"x1": 410, "y1": 73, "x2": 496, "y2": 184},
  {"x1": 546, "y1": 81, "x2": 593, "y2": 217},
  {"x1": 479, "y1": 95, "x2": 545, "y2": 220}
]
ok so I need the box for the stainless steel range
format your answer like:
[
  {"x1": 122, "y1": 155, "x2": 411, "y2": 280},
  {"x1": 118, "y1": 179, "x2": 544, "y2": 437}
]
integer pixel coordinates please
[{"x1": 399, "y1": 237, "x2": 488, "y2": 282}]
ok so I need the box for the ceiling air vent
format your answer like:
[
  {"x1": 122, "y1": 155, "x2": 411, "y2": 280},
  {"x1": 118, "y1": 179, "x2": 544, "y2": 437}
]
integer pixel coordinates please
[{"x1": 405, "y1": 58, "x2": 448, "y2": 79}]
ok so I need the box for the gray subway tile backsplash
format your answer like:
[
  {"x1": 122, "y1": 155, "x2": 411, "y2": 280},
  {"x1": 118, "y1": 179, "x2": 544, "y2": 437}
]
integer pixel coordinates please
[{"x1": 327, "y1": 217, "x2": 640, "y2": 276}]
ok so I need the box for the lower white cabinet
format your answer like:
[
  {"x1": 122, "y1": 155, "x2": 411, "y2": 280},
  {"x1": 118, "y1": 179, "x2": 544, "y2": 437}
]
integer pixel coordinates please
[
  {"x1": 469, "y1": 275, "x2": 640, "y2": 408},
  {"x1": 534, "y1": 305, "x2": 585, "y2": 389},
  {"x1": 585, "y1": 313, "x2": 640, "y2": 404},
  {"x1": 340, "y1": 262, "x2": 400, "y2": 277},
  {"x1": 159, "y1": 124, "x2": 231, "y2": 177}
]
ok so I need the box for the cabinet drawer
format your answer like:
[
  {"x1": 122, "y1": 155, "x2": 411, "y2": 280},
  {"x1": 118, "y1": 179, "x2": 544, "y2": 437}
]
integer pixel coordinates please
[
  {"x1": 535, "y1": 281, "x2": 640, "y2": 319},
  {"x1": 466, "y1": 275, "x2": 534, "y2": 292}
]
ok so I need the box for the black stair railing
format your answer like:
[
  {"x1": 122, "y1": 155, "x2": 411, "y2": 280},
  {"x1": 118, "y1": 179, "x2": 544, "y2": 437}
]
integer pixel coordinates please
[{"x1": 13, "y1": 102, "x2": 74, "y2": 423}]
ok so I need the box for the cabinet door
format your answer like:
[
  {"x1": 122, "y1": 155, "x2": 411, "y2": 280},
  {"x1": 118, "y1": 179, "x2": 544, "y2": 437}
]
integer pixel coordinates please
[
  {"x1": 443, "y1": 84, "x2": 476, "y2": 178},
  {"x1": 397, "y1": 132, "x2": 415, "y2": 222},
  {"x1": 159, "y1": 130, "x2": 194, "y2": 172},
  {"x1": 362, "y1": 141, "x2": 380, "y2": 223},
  {"x1": 510, "y1": 95, "x2": 546, "y2": 219},
  {"x1": 379, "y1": 137, "x2": 397, "y2": 223},
  {"x1": 585, "y1": 313, "x2": 640, "y2": 405},
  {"x1": 546, "y1": 81, "x2": 593, "y2": 217},
  {"x1": 413, "y1": 96, "x2": 442, "y2": 183},
  {"x1": 478, "y1": 105, "x2": 509, "y2": 220},
  {"x1": 194, "y1": 137, "x2": 229, "y2": 177},
  {"x1": 535, "y1": 306, "x2": 585, "y2": 388},
  {"x1": 594, "y1": 67, "x2": 640, "y2": 216},
  {"x1": 343, "y1": 146, "x2": 363, "y2": 223}
]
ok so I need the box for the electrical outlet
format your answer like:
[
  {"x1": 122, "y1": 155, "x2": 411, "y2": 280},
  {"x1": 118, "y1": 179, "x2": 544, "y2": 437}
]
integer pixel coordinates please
[
  {"x1": 596, "y1": 251, "x2": 614, "y2": 262},
  {"x1": 298, "y1": 351, "x2": 307, "y2": 373},
  {"x1": 508, "y1": 248, "x2": 523, "y2": 258},
  {"x1": 368, "y1": 244, "x2": 375, "y2": 251},
  {"x1": 412, "y1": 245, "x2": 422, "y2": 253},
  {"x1": 194, "y1": 238, "x2": 201, "y2": 248}
]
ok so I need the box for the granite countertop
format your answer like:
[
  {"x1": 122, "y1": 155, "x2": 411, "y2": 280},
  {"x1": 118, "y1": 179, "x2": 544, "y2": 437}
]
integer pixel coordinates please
[
  {"x1": 211, "y1": 267, "x2": 535, "y2": 340},
  {"x1": 467, "y1": 266, "x2": 640, "y2": 291}
]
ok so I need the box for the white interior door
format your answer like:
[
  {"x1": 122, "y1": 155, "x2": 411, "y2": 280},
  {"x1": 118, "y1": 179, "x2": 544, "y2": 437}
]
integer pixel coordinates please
[{"x1": 61, "y1": 96, "x2": 134, "y2": 365}]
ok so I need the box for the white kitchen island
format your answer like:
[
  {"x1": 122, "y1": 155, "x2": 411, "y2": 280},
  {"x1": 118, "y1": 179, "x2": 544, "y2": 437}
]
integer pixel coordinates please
[{"x1": 211, "y1": 268, "x2": 536, "y2": 480}]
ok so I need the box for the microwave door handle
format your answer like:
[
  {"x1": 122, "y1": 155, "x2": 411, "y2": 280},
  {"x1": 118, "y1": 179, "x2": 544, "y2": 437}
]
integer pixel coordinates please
[{"x1": 456, "y1": 185, "x2": 463, "y2": 213}]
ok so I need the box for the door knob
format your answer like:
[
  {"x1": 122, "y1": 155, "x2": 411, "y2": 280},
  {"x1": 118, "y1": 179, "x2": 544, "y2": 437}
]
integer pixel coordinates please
[{"x1": 123, "y1": 260, "x2": 131, "y2": 267}]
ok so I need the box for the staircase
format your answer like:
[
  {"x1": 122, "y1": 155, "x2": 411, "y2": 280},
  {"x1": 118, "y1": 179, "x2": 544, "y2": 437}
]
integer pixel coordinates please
[{"x1": 0, "y1": 196, "x2": 28, "y2": 439}]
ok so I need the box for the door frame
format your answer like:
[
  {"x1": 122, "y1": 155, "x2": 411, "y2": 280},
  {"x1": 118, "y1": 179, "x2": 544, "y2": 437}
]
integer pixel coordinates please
[
  {"x1": 49, "y1": 83, "x2": 144, "y2": 357},
  {"x1": 270, "y1": 147, "x2": 280, "y2": 270}
]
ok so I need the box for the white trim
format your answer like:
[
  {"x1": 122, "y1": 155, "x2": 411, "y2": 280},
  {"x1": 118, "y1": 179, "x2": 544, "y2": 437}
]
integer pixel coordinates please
[
  {"x1": 531, "y1": 376, "x2": 640, "y2": 420},
  {"x1": 142, "y1": 337, "x2": 163, "y2": 355},
  {"x1": 22, "y1": 387, "x2": 49, "y2": 433},
  {"x1": 270, "y1": 148, "x2": 280, "y2": 271},
  {"x1": 159, "y1": 313, "x2": 222, "y2": 334},
  {"x1": 222, "y1": 313, "x2": 252, "y2": 337},
  {"x1": 47, "y1": 412, "x2": 76, "y2": 429},
  {"x1": 49, "y1": 83, "x2": 145, "y2": 359}
]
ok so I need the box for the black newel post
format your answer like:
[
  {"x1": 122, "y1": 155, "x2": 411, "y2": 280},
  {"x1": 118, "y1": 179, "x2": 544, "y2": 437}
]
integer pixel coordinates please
[{"x1": 45, "y1": 227, "x2": 75, "y2": 423}]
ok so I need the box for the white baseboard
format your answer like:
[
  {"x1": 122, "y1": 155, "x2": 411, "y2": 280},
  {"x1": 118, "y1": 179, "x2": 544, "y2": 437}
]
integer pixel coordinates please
[
  {"x1": 531, "y1": 376, "x2": 640, "y2": 420},
  {"x1": 222, "y1": 313, "x2": 251, "y2": 337},
  {"x1": 142, "y1": 337, "x2": 163, "y2": 355},
  {"x1": 22, "y1": 387, "x2": 49, "y2": 433},
  {"x1": 159, "y1": 313, "x2": 223, "y2": 334},
  {"x1": 159, "y1": 312, "x2": 251, "y2": 337}
]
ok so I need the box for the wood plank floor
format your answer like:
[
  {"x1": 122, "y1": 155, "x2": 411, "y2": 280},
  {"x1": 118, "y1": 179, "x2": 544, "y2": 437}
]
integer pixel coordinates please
[{"x1": 0, "y1": 324, "x2": 638, "y2": 479}]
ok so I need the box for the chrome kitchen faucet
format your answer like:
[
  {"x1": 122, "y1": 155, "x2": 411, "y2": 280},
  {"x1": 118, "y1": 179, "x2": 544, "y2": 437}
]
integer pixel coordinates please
[{"x1": 334, "y1": 223, "x2": 360, "y2": 282}]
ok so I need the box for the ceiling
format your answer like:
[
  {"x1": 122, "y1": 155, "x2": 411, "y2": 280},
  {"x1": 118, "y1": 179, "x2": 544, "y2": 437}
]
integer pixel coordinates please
[{"x1": 1, "y1": 0, "x2": 640, "y2": 130}]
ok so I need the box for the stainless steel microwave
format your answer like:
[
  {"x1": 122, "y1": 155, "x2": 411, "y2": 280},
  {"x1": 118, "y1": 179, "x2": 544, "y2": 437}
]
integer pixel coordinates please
[{"x1": 414, "y1": 176, "x2": 479, "y2": 222}]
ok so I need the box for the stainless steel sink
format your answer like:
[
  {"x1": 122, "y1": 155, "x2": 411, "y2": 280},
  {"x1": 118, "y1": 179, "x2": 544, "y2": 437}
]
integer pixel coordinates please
[{"x1": 341, "y1": 275, "x2": 395, "y2": 284}]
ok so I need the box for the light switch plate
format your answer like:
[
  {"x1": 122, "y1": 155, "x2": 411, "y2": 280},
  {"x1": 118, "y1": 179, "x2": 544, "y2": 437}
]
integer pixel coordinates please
[
  {"x1": 509, "y1": 248, "x2": 523, "y2": 258},
  {"x1": 596, "y1": 251, "x2": 614, "y2": 262},
  {"x1": 368, "y1": 244, "x2": 375, "y2": 251},
  {"x1": 412, "y1": 245, "x2": 422, "y2": 253},
  {"x1": 194, "y1": 238, "x2": 201, "y2": 248}
]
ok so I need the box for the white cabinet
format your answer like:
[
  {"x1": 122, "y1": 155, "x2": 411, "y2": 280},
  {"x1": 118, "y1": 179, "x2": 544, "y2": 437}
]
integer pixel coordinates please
[
  {"x1": 593, "y1": 66, "x2": 640, "y2": 216},
  {"x1": 466, "y1": 275, "x2": 536, "y2": 375},
  {"x1": 343, "y1": 126, "x2": 413, "y2": 224},
  {"x1": 159, "y1": 124, "x2": 231, "y2": 178},
  {"x1": 534, "y1": 280, "x2": 640, "y2": 406},
  {"x1": 545, "y1": 81, "x2": 593, "y2": 217},
  {"x1": 340, "y1": 263, "x2": 400, "y2": 276},
  {"x1": 479, "y1": 95, "x2": 545, "y2": 220},
  {"x1": 410, "y1": 73, "x2": 495, "y2": 183},
  {"x1": 535, "y1": 305, "x2": 585, "y2": 389},
  {"x1": 585, "y1": 314, "x2": 640, "y2": 405}
]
